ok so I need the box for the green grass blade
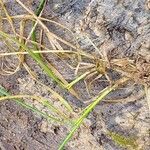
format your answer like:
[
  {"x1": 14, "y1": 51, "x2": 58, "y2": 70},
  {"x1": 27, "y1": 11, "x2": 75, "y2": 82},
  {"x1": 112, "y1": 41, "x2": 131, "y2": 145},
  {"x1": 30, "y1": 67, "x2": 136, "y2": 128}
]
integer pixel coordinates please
[
  {"x1": 41, "y1": 100, "x2": 69, "y2": 119},
  {"x1": 35, "y1": 0, "x2": 46, "y2": 16},
  {"x1": 58, "y1": 85, "x2": 114, "y2": 150},
  {"x1": 0, "y1": 85, "x2": 62, "y2": 123},
  {"x1": 66, "y1": 71, "x2": 90, "y2": 89},
  {"x1": 31, "y1": 0, "x2": 46, "y2": 58},
  {"x1": 35, "y1": 80, "x2": 74, "y2": 112},
  {"x1": 16, "y1": 100, "x2": 61, "y2": 122},
  {"x1": 0, "y1": 86, "x2": 8, "y2": 96}
]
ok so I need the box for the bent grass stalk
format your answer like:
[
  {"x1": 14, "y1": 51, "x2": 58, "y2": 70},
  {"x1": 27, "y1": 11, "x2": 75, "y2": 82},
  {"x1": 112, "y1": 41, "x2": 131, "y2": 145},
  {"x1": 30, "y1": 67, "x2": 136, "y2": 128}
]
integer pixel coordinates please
[
  {"x1": 0, "y1": 93, "x2": 70, "y2": 123},
  {"x1": 33, "y1": 78, "x2": 74, "y2": 113},
  {"x1": 0, "y1": 85, "x2": 63, "y2": 123},
  {"x1": 66, "y1": 71, "x2": 91, "y2": 89}
]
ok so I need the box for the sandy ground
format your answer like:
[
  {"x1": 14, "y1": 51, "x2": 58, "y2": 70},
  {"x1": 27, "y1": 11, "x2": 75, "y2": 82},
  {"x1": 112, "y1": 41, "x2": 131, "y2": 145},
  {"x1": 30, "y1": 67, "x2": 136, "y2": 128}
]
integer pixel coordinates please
[{"x1": 0, "y1": 0, "x2": 150, "y2": 149}]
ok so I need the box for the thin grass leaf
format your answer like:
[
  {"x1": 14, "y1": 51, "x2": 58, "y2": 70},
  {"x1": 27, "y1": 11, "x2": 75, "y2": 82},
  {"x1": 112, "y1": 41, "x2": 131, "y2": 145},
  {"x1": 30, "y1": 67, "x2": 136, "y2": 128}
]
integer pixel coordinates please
[
  {"x1": 0, "y1": 84, "x2": 71, "y2": 121},
  {"x1": 1, "y1": 39, "x2": 21, "y2": 75},
  {"x1": 35, "y1": 79, "x2": 74, "y2": 113},
  {"x1": 0, "y1": 85, "x2": 62, "y2": 122},
  {"x1": 58, "y1": 86, "x2": 114, "y2": 150},
  {"x1": 0, "y1": 50, "x2": 78, "y2": 56},
  {"x1": 31, "y1": 0, "x2": 46, "y2": 58},
  {"x1": 39, "y1": 98, "x2": 69, "y2": 119},
  {"x1": 16, "y1": 100, "x2": 61, "y2": 122},
  {"x1": 0, "y1": 0, "x2": 16, "y2": 34},
  {"x1": 0, "y1": 94, "x2": 63, "y2": 122},
  {"x1": 66, "y1": 71, "x2": 91, "y2": 89}
]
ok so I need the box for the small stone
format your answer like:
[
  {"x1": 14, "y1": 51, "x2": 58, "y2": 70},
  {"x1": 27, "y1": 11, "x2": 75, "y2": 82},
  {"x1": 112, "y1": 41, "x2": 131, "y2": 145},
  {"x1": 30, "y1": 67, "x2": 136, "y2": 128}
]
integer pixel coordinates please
[
  {"x1": 40, "y1": 121, "x2": 48, "y2": 133},
  {"x1": 84, "y1": 118, "x2": 92, "y2": 127},
  {"x1": 125, "y1": 31, "x2": 133, "y2": 42}
]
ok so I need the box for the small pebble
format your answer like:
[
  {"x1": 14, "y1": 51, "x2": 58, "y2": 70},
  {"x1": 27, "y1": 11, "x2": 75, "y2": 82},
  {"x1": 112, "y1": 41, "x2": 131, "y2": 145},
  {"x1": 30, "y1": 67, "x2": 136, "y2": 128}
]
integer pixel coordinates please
[{"x1": 40, "y1": 121, "x2": 48, "y2": 133}]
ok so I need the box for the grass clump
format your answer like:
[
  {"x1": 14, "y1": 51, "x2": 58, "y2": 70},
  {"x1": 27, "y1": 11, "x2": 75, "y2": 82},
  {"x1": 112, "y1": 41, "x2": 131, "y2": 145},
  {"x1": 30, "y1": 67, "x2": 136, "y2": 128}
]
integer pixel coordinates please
[{"x1": 0, "y1": 0, "x2": 150, "y2": 149}]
